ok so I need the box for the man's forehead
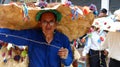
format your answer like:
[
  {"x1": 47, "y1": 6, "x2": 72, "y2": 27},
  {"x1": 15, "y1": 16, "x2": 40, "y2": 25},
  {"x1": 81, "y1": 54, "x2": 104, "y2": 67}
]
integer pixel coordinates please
[
  {"x1": 42, "y1": 12, "x2": 55, "y2": 17},
  {"x1": 41, "y1": 12, "x2": 56, "y2": 21}
]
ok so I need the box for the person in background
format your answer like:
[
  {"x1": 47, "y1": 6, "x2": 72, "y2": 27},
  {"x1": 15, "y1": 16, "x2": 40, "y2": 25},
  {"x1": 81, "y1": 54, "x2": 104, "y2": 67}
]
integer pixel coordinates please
[
  {"x1": 98, "y1": 8, "x2": 108, "y2": 17},
  {"x1": 81, "y1": 27, "x2": 108, "y2": 67},
  {"x1": 0, "y1": 10, "x2": 73, "y2": 67}
]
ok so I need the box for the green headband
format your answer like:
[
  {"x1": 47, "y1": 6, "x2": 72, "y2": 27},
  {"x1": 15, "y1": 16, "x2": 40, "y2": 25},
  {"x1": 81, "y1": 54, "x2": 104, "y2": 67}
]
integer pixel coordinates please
[{"x1": 36, "y1": 10, "x2": 62, "y2": 22}]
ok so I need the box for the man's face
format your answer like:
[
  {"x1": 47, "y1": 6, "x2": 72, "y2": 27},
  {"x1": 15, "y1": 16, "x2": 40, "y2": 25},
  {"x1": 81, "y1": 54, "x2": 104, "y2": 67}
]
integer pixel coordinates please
[
  {"x1": 40, "y1": 12, "x2": 57, "y2": 36},
  {"x1": 98, "y1": 12, "x2": 106, "y2": 17}
]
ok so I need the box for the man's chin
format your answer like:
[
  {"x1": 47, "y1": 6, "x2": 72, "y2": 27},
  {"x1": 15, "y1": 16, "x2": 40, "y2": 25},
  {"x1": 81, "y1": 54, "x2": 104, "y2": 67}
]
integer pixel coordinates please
[{"x1": 44, "y1": 32, "x2": 52, "y2": 35}]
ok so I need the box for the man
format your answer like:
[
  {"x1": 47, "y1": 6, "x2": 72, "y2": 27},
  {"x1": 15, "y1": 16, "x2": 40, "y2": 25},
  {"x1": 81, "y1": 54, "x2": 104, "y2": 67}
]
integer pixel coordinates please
[
  {"x1": 0, "y1": 10, "x2": 73, "y2": 67},
  {"x1": 82, "y1": 27, "x2": 107, "y2": 67}
]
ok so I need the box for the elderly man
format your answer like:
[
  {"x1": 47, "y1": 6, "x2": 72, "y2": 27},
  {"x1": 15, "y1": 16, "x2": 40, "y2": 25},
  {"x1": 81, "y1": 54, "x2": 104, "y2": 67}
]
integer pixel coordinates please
[
  {"x1": 82, "y1": 27, "x2": 108, "y2": 67},
  {"x1": 0, "y1": 10, "x2": 73, "y2": 67}
]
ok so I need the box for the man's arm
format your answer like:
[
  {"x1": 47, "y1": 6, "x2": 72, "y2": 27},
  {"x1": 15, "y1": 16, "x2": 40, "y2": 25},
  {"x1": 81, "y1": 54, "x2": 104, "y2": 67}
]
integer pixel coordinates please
[
  {"x1": 60, "y1": 36, "x2": 73, "y2": 66},
  {"x1": 82, "y1": 37, "x2": 92, "y2": 56},
  {"x1": 0, "y1": 28, "x2": 34, "y2": 46}
]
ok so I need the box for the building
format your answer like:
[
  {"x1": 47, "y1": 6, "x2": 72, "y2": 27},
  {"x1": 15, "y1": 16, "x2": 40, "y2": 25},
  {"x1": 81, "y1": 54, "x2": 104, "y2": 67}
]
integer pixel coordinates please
[
  {"x1": 71, "y1": 0, "x2": 120, "y2": 13},
  {"x1": 0, "y1": 0, "x2": 119, "y2": 13}
]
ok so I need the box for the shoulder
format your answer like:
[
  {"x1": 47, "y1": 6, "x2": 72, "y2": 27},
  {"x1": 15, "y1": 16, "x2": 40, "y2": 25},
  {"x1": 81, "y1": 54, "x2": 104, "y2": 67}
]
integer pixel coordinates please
[
  {"x1": 55, "y1": 31, "x2": 69, "y2": 40},
  {"x1": 55, "y1": 31, "x2": 71, "y2": 48}
]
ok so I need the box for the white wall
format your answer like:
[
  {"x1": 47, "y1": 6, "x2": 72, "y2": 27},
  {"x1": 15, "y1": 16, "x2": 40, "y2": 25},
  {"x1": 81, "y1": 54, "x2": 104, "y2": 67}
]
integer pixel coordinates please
[{"x1": 61, "y1": 0, "x2": 67, "y2": 4}]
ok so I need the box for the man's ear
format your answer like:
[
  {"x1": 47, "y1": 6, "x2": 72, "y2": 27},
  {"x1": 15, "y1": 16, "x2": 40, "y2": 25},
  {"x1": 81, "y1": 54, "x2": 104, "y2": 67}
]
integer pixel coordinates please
[{"x1": 55, "y1": 22, "x2": 58, "y2": 27}]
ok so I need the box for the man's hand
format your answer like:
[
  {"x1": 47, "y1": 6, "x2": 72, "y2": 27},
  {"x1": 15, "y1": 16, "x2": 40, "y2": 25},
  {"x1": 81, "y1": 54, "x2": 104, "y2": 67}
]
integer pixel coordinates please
[
  {"x1": 104, "y1": 50, "x2": 109, "y2": 56},
  {"x1": 58, "y1": 47, "x2": 68, "y2": 59}
]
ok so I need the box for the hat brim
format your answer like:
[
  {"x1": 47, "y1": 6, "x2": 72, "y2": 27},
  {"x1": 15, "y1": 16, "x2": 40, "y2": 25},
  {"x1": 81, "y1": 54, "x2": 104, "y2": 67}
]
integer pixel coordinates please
[{"x1": 36, "y1": 10, "x2": 62, "y2": 22}]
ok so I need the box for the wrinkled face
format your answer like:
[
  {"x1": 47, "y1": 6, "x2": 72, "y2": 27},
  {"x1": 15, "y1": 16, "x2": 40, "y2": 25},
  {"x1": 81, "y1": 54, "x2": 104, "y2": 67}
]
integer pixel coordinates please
[{"x1": 39, "y1": 12, "x2": 57, "y2": 36}]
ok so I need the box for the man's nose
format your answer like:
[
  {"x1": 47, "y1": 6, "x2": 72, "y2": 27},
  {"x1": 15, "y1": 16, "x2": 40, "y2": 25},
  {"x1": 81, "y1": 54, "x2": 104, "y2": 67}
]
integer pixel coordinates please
[{"x1": 46, "y1": 23, "x2": 51, "y2": 29}]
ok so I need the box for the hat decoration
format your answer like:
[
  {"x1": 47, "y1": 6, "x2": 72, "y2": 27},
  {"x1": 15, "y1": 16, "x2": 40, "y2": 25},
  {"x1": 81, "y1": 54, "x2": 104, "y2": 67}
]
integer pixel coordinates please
[
  {"x1": 22, "y1": 3, "x2": 30, "y2": 22},
  {"x1": 89, "y1": 4, "x2": 98, "y2": 16},
  {"x1": 64, "y1": 1, "x2": 73, "y2": 6},
  {"x1": 71, "y1": 9, "x2": 79, "y2": 20},
  {"x1": 38, "y1": 1, "x2": 47, "y2": 8},
  {"x1": 1, "y1": 43, "x2": 28, "y2": 63}
]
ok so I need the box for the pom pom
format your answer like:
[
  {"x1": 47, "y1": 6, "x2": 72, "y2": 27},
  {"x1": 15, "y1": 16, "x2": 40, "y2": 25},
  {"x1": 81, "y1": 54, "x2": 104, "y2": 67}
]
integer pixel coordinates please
[
  {"x1": 97, "y1": 39, "x2": 101, "y2": 43},
  {"x1": 14, "y1": 55, "x2": 21, "y2": 61},
  {"x1": 104, "y1": 22, "x2": 107, "y2": 25},
  {"x1": 83, "y1": 9, "x2": 89, "y2": 15},
  {"x1": 100, "y1": 37, "x2": 104, "y2": 41},
  {"x1": 65, "y1": 1, "x2": 72, "y2": 6},
  {"x1": 2, "y1": 52, "x2": 6, "y2": 57},
  {"x1": 89, "y1": 4, "x2": 97, "y2": 11},
  {"x1": 95, "y1": 22, "x2": 99, "y2": 25},
  {"x1": 38, "y1": 1, "x2": 47, "y2": 8},
  {"x1": 21, "y1": 50, "x2": 27, "y2": 57},
  {"x1": 3, "y1": 58, "x2": 7, "y2": 63},
  {"x1": 93, "y1": 10, "x2": 98, "y2": 16}
]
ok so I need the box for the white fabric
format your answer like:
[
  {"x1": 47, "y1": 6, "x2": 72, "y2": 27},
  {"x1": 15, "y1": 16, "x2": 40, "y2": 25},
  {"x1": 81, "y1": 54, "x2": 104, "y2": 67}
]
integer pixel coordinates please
[
  {"x1": 101, "y1": 32, "x2": 120, "y2": 61},
  {"x1": 92, "y1": 17, "x2": 114, "y2": 31}
]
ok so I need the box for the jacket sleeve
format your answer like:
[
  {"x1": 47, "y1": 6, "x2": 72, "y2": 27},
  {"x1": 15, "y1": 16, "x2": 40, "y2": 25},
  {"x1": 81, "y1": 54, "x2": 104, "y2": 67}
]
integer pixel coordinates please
[
  {"x1": 0, "y1": 28, "x2": 34, "y2": 46},
  {"x1": 61, "y1": 36, "x2": 73, "y2": 66}
]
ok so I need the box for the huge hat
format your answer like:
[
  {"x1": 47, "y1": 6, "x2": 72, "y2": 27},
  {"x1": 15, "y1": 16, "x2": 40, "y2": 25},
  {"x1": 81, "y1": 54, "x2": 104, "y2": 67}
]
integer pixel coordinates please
[{"x1": 0, "y1": 3, "x2": 94, "y2": 41}]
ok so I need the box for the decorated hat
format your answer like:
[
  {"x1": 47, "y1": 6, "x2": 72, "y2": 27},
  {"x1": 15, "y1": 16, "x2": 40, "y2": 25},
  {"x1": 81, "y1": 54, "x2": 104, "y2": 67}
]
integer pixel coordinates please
[{"x1": 36, "y1": 10, "x2": 62, "y2": 22}]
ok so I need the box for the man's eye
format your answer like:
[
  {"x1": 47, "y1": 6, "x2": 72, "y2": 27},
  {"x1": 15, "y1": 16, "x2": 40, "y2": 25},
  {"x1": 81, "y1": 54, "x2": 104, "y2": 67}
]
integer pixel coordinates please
[
  {"x1": 49, "y1": 22, "x2": 55, "y2": 25},
  {"x1": 42, "y1": 21, "x2": 55, "y2": 26},
  {"x1": 43, "y1": 22, "x2": 47, "y2": 24}
]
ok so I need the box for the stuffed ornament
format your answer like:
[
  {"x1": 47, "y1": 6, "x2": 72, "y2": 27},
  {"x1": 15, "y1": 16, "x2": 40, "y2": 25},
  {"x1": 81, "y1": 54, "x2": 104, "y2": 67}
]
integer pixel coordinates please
[
  {"x1": 65, "y1": 1, "x2": 72, "y2": 6},
  {"x1": 0, "y1": 42, "x2": 28, "y2": 67},
  {"x1": 38, "y1": 1, "x2": 47, "y2": 8},
  {"x1": 22, "y1": 3, "x2": 30, "y2": 22}
]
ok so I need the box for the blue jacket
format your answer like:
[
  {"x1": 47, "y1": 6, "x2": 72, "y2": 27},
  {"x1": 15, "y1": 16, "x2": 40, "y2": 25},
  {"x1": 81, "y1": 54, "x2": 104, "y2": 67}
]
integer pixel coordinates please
[{"x1": 0, "y1": 28, "x2": 73, "y2": 67}]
